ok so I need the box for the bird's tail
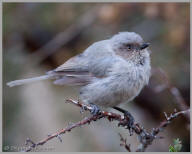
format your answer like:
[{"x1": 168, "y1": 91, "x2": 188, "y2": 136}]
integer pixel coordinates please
[{"x1": 7, "y1": 75, "x2": 51, "y2": 87}]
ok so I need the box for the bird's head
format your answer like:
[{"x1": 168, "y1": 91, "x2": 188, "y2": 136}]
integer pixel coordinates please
[{"x1": 110, "y1": 32, "x2": 150, "y2": 65}]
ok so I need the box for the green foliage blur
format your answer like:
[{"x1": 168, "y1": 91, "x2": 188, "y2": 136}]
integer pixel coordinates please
[{"x1": 169, "y1": 138, "x2": 182, "y2": 152}]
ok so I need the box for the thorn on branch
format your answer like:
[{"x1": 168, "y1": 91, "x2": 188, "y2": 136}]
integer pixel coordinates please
[
  {"x1": 119, "y1": 133, "x2": 131, "y2": 152},
  {"x1": 154, "y1": 136, "x2": 164, "y2": 139},
  {"x1": 57, "y1": 134, "x2": 62, "y2": 143},
  {"x1": 164, "y1": 112, "x2": 169, "y2": 121},
  {"x1": 25, "y1": 138, "x2": 36, "y2": 147}
]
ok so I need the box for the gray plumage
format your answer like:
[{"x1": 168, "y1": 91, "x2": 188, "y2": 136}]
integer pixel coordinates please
[{"x1": 7, "y1": 32, "x2": 151, "y2": 108}]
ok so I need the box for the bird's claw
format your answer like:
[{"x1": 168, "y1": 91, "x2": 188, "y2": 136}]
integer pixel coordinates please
[
  {"x1": 124, "y1": 111, "x2": 135, "y2": 129},
  {"x1": 90, "y1": 104, "x2": 101, "y2": 115},
  {"x1": 124, "y1": 111, "x2": 135, "y2": 135},
  {"x1": 114, "y1": 106, "x2": 135, "y2": 136}
]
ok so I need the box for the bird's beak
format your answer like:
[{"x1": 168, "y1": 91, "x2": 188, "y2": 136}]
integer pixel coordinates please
[{"x1": 140, "y1": 43, "x2": 150, "y2": 50}]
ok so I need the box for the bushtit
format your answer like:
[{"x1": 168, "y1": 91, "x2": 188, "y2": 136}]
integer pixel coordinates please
[{"x1": 7, "y1": 32, "x2": 151, "y2": 115}]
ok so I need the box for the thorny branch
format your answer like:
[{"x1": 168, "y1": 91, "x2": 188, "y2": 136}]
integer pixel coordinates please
[
  {"x1": 23, "y1": 99, "x2": 190, "y2": 152},
  {"x1": 152, "y1": 67, "x2": 190, "y2": 121},
  {"x1": 135, "y1": 109, "x2": 190, "y2": 152},
  {"x1": 119, "y1": 133, "x2": 132, "y2": 152},
  {"x1": 24, "y1": 114, "x2": 103, "y2": 152}
]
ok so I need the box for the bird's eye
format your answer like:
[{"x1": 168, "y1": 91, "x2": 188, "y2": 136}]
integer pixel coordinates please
[{"x1": 125, "y1": 44, "x2": 132, "y2": 50}]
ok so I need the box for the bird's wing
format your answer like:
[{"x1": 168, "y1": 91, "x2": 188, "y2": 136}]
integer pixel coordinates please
[
  {"x1": 47, "y1": 39, "x2": 120, "y2": 86},
  {"x1": 47, "y1": 54, "x2": 95, "y2": 86},
  {"x1": 54, "y1": 54, "x2": 89, "y2": 72}
]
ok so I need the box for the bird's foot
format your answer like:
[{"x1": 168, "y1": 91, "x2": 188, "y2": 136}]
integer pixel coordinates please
[
  {"x1": 113, "y1": 106, "x2": 135, "y2": 135},
  {"x1": 124, "y1": 111, "x2": 135, "y2": 135},
  {"x1": 90, "y1": 103, "x2": 101, "y2": 115},
  {"x1": 80, "y1": 105, "x2": 86, "y2": 114}
]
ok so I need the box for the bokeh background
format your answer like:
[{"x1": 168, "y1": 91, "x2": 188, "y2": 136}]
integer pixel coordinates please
[{"x1": 3, "y1": 3, "x2": 190, "y2": 152}]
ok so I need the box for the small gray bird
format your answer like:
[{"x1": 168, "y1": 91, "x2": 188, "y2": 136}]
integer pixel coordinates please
[{"x1": 7, "y1": 32, "x2": 151, "y2": 115}]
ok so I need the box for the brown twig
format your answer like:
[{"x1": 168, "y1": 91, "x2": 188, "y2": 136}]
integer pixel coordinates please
[
  {"x1": 24, "y1": 114, "x2": 104, "y2": 152},
  {"x1": 152, "y1": 67, "x2": 190, "y2": 121},
  {"x1": 119, "y1": 133, "x2": 131, "y2": 152},
  {"x1": 23, "y1": 99, "x2": 190, "y2": 152},
  {"x1": 136, "y1": 109, "x2": 190, "y2": 152}
]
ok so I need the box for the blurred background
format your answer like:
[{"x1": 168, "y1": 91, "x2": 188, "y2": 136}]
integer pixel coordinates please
[{"x1": 3, "y1": 3, "x2": 190, "y2": 152}]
